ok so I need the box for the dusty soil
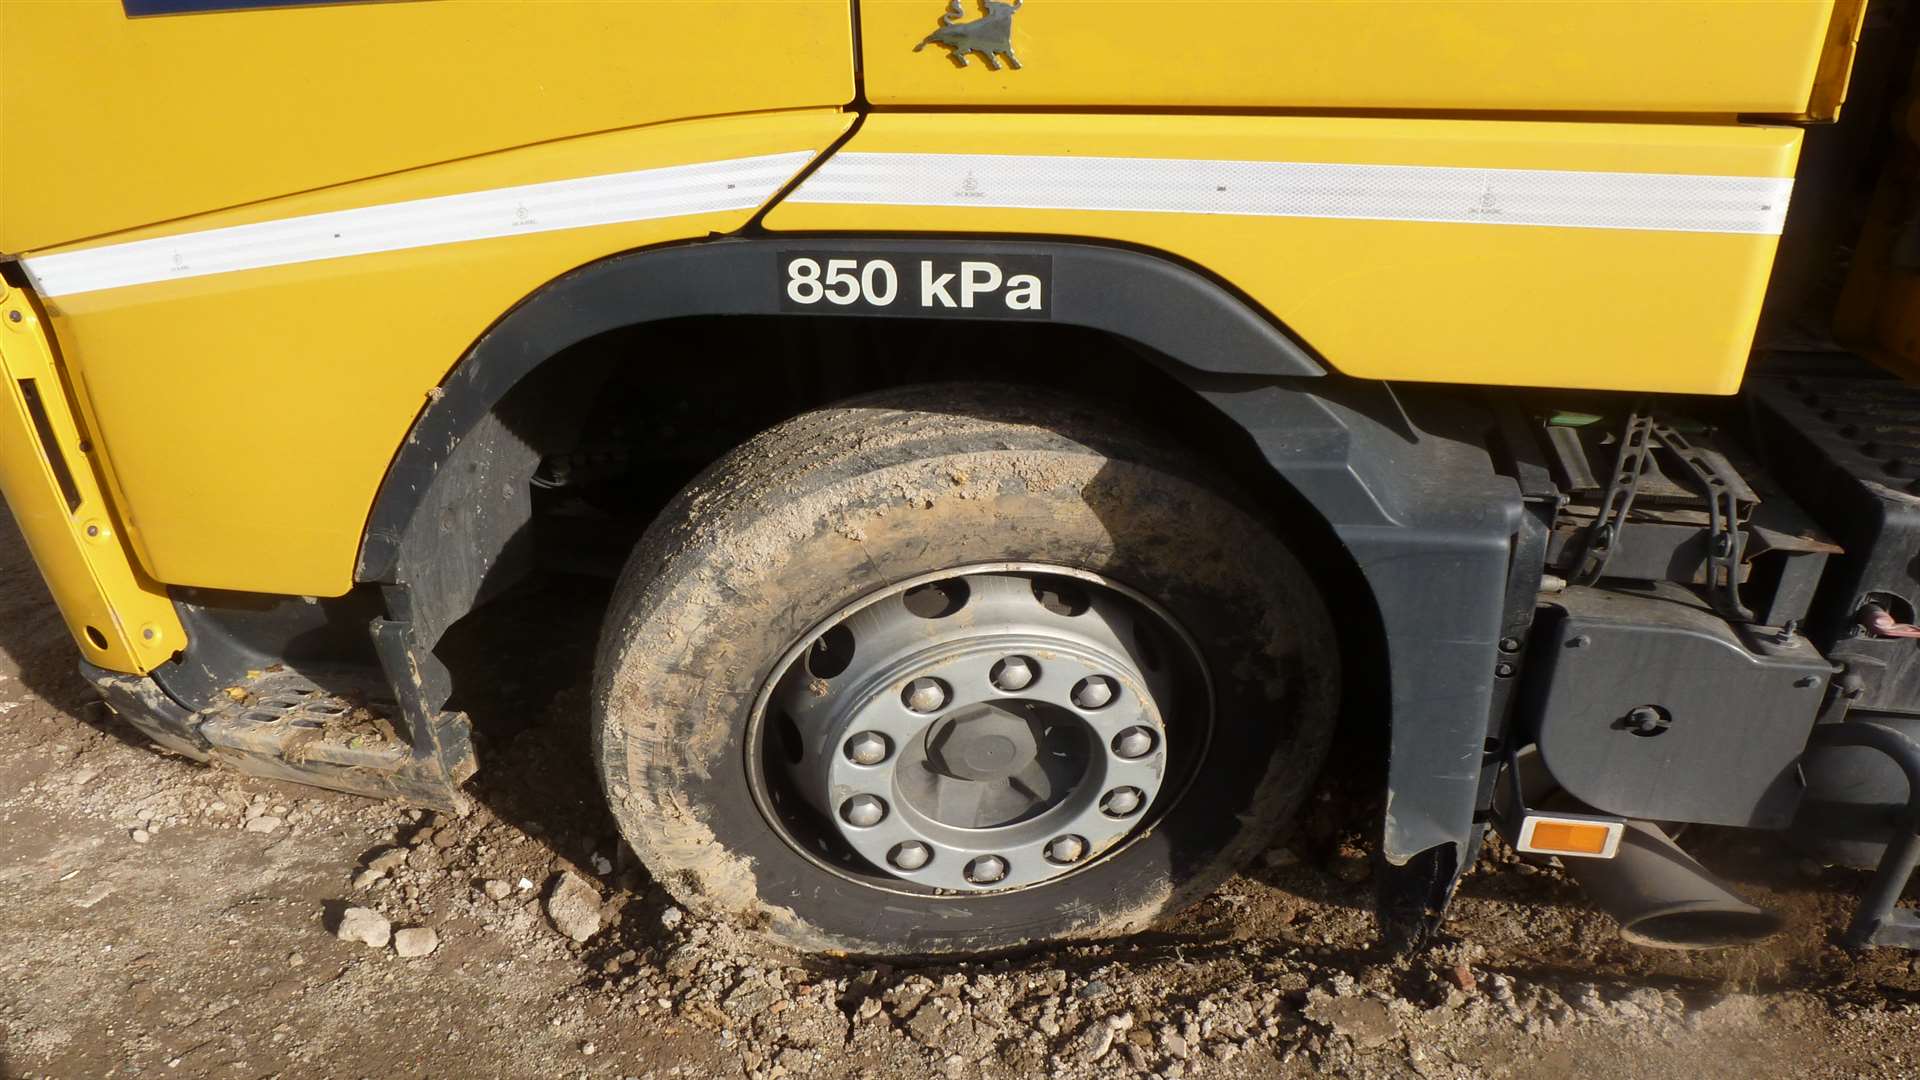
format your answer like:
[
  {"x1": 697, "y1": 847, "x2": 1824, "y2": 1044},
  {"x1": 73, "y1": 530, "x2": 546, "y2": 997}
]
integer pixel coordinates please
[{"x1": 4, "y1": 509, "x2": 1920, "y2": 1080}]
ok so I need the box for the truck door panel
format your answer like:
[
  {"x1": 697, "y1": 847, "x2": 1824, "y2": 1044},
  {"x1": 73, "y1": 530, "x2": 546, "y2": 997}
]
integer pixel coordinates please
[{"x1": 0, "y1": 1, "x2": 854, "y2": 252}]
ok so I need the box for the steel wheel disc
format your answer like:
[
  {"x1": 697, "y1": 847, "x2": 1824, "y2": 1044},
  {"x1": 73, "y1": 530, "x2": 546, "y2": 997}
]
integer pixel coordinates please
[{"x1": 746, "y1": 564, "x2": 1210, "y2": 896}]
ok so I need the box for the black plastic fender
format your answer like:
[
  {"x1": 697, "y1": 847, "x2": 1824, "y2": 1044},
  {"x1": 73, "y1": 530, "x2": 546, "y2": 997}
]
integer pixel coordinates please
[{"x1": 354, "y1": 235, "x2": 1521, "y2": 873}]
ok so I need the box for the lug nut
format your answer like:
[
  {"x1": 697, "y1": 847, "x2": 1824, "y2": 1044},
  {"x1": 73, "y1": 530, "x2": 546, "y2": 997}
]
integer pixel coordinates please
[
  {"x1": 965, "y1": 855, "x2": 1008, "y2": 884},
  {"x1": 1100, "y1": 786, "x2": 1145, "y2": 818},
  {"x1": 840, "y1": 794, "x2": 887, "y2": 828},
  {"x1": 990, "y1": 656, "x2": 1037, "y2": 692},
  {"x1": 888, "y1": 841, "x2": 931, "y2": 871},
  {"x1": 903, "y1": 677, "x2": 948, "y2": 714},
  {"x1": 845, "y1": 731, "x2": 891, "y2": 766},
  {"x1": 1045, "y1": 835, "x2": 1088, "y2": 865},
  {"x1": 1071, "y1": 675, "x2": 1117, "y2": 710},
  {"x1": 1111, "y1": 726, "x2": 1156, "y2": 759}
]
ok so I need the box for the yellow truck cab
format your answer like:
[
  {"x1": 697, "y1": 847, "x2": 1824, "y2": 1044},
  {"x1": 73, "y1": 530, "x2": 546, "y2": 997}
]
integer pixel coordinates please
[{"x1": 5, "y1": 0, "x2": 1919, "y2": 957}]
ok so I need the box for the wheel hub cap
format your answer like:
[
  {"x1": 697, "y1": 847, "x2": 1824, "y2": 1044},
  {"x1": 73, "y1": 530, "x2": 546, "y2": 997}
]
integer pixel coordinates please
[{"x1": 764, "y1": 570, "x2": 1183, "y2": 893}]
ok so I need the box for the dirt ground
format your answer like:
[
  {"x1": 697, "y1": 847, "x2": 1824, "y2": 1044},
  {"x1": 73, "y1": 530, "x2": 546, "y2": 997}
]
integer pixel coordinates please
[{"x1": 5, "y1": 509, "x2": 1920, "y2": 1080}]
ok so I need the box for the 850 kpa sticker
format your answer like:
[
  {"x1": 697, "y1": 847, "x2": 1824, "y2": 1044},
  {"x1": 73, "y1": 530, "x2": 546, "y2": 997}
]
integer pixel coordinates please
[{"x1": 779, "y1": 252, "x2": 1050, "y2": 319}]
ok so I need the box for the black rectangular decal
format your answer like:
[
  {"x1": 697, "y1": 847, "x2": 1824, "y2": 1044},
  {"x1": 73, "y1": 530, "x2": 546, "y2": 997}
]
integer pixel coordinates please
[{"x1": 778, "y1": 252, "x2": 1050, "y2": 320}]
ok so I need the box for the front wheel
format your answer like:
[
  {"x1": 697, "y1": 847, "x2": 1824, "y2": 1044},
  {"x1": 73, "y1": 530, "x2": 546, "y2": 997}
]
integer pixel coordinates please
[{"x1": 593, "y1": 384, "x2": 1338, "y2": 957}]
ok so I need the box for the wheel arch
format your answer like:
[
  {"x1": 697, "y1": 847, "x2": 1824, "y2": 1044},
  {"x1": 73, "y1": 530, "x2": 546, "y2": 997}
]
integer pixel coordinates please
[
  {"x1": 355, "y1": 235, "x2": 1325, "y2": 584},
  {"x1": 355, "y1": 233, "x2": 1521, "y2": 880}
]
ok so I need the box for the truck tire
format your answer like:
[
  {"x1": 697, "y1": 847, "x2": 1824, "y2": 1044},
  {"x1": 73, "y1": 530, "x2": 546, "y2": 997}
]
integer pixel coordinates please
[{"x1": 592, "y1": 384, "x2": 1338, "y2": 956}]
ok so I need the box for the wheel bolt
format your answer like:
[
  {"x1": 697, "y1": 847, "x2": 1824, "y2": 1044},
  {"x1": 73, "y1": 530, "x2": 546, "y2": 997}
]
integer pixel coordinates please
[
  {"x1": 1045, "y1": 835, "x2": 1088, "y2": 865},
  {"x1": 990, "y1": 656, "x2": 1037, "y2": 692},
  {"x1": 1072, "y1": 675, "x2": 1118, "y2": 710},
  {"x1": 845, "y1": 731, "x2": 891, "y2": 766},
  {"x1": 1111, "y1": 726, "x2": 1156, "y2": 759},
  {"x1": 841, "y1": 794, "x2": 887, "y2": 828},
  {"x1": 903, "y1": 677, "x2": 948, "y2": 714},
  {"x1": 965, "y1": 855, "x2": 1008, "y2": 884},
  {"x1": 888, "y1": 841, "x2": 931, "y2": 871},
  {"x1": 1100, "y1": 786, "x2": 1145, "y2": 818}
]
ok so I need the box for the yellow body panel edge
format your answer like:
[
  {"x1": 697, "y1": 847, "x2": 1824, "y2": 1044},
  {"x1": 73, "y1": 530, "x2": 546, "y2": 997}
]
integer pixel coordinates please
[
  {"x1": 0, "y1": 285, "x2": 183, "y2": 674},
  {"x1": 25, "y1": 109, "x2": 853, "y2": 599}
]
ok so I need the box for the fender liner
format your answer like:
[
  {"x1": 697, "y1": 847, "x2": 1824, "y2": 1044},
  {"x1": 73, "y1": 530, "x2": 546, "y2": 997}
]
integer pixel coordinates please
[{"x1": 355, "y1": 234, "x2": 1520, "y2": 869}]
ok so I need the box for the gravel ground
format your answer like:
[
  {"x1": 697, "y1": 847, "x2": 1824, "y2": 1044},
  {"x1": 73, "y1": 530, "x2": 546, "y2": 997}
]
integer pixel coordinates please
[{"x1": 5, "y1": 506, "x2": 1920, "y2": 1079}]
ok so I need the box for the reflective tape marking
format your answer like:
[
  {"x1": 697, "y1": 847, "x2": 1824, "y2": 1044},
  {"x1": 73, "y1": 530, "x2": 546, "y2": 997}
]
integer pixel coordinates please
[
  {"x1": 789, "y1": 151, "x2": 1793, "y2": 236},
  {"x1": 21, "y1": 152, "x2": 817, "y2": 298}
]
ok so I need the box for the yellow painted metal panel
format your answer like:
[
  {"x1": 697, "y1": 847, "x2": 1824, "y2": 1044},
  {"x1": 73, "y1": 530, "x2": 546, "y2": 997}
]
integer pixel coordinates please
[
  {"x1": 861, "y1": 1, "x2": 1832, "y2": 114},
  {"x1": 762, "y1": 113, "x2": 1800, "y2": 393},
  {"x1": 0, "y1": 0, "x2": 852, "y2": 252},
  {"x1": 1808, "y1": 0, "x2": 1872, "y2": 121},
  {"x1": 0, "y1": 286, "x2": 184, "y2": 674},
  {"x1": 28, "y1": 109, "x2": 853, "y2": 598}
]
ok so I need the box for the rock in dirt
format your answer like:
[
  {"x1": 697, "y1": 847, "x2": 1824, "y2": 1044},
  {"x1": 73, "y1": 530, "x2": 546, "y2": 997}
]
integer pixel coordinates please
[
  {"x1": 129, "y1": 828, "x2": 150, "y2": 844},
  {"x1": 481, "y1": 879, "x2": 512, "y2": 901},
  {"x1": 1449, "y1": 963, "x2": 1477, "y2": 994},
  {"x1": 1305, "y1": 990, "x2": 1398, "y2": 1050},
  {"x1": 393, "y1": 927, "x2": 439, "y2": 958},
  {"x1": 335, "y1": 906, "x2": 392, "y2": 948},
  {"x1": 365, "y1": 847, "x2": 409, "y2": 875},
  {"x1": 1079, "y1": 1012, "x2": 1134, "y2": 1062},
  {"x1": 244, "y1": 815, "x2": 282, "y2": 834},
  {"x1": 546, "y1": 871, "x2": 602, "y2": 942}
]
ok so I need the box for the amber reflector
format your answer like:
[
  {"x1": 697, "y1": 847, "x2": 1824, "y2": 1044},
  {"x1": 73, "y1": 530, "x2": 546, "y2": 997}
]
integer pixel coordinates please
[{"x1": 1529, "y1": 821, "x2": 1611, "y2": 855}]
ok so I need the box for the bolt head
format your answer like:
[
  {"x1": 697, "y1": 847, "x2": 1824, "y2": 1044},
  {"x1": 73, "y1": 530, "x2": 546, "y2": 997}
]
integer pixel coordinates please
[
  {"x1": 990, "y1": 656, "x2": 1036, "y2": 692},
  {"x1": 888, "y1": 841, "x2": 931, "y2": 871},
  {"x1": 1045, "y1": 835, "x2": 1087, "y2": 865},
  {"x1": 964, "y1": 855, "x2": 1008, "y2": 884},
  {"x1": 1100, "y1": 786, "x2": 1144, "y2": 818},
  {"x1": 1072, "y1": 675, "x2": 1118, "y2": 710},
  {"x1": 840, "y1": 794, "x2": 887, "y2": 828},
  {"x1": 845, "y1": 731, "x2": 890, "y2": 766},
  {"x1": 1623, "y1": 705, "x2": 1669, "y2": 737},
  {"x1": 1111, "y1": 726, "x2": 1156, "y2": 760},
  {"x1": 903, "y1": 677, "x2": 948, "y2": 714}
]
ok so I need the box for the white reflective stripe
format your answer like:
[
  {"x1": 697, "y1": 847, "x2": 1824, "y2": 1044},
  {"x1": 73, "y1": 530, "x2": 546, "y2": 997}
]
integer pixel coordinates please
[
  {"x1": 22, "y1": 151, "x2": 816, "y2": 298},
  {"x1": 790, "y1": 151, "x2": 1793, "y2": 236}
]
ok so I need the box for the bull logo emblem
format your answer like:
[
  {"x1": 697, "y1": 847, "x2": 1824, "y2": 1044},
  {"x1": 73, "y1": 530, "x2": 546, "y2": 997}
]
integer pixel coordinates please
[{"x1": 916, "y1": 0, "x2": 1023, "y2": 71}]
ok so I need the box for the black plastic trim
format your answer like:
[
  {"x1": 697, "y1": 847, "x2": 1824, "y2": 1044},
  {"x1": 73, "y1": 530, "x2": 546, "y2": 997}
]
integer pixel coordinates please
[
  {"x1": 355, "y1": 235, "x2": 1323, "y2": 582},
  {"x1": 18, "y1": 379, "x2": 82, "y2": 512}
]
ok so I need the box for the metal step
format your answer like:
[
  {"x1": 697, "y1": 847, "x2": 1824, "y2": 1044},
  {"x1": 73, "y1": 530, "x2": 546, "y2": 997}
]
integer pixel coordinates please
[
  {"x1": 199, "y1": 668, "x2": 410, "y2": 771},
  {"x1": 195, "y1": 664, "x2": 475, "y2": 810}
]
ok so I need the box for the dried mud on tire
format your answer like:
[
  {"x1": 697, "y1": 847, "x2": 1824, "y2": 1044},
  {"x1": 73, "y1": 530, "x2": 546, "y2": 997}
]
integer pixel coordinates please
[{"x1": 591, "y1": 385, "x2": 1338, "y2": 957}]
